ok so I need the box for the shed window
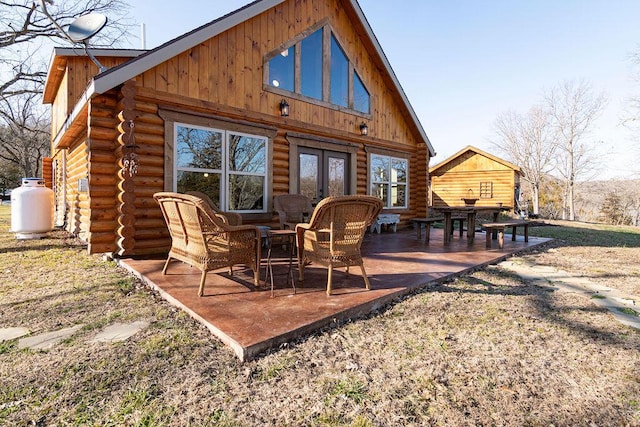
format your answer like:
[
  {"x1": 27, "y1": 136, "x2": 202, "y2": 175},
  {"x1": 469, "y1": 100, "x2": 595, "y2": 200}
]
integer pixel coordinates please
[
  {"x1": 479, "y1": 181, "x2": 493, "y2": 199},
  {"x1": 265, "y1": 23, "x2": 370, "y2": 114},
  {"x1": 370, "y1": 154, "x2": 408, "y2": 209},
  {"x1": 174, "y1": 123, "x2": 268, "y2": 212}
]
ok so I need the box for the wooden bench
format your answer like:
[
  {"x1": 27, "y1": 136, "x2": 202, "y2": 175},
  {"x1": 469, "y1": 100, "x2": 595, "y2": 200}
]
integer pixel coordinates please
[
  {"x1": 411, "y1": 216, "x2": 466, "y2": 242},
  {"x1": 481, "y1": 220, "x2": 530, "y2": 249}
]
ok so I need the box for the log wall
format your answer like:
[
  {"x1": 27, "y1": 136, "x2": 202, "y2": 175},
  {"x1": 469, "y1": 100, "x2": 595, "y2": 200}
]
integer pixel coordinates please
[
  {"x1": 50, "y1": 0, "x2": 434, "y2": 255},
  {"x1": 86, "y1": 91, "x2": 119, "y2": 254}
]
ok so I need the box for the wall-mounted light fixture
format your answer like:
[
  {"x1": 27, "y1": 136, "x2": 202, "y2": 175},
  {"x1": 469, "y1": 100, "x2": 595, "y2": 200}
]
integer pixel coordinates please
[
  {"x1": 359, "y1": 122, "x2": 368, "y2": 136},
  {"x1": 279, "y1": 99, "x2": 289, "y2": 117}
]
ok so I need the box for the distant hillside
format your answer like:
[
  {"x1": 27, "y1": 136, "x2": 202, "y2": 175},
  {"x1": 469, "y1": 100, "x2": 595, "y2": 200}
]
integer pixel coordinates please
[{"x1": 575, "y1": 179, "x2": 640, "y2": 224}]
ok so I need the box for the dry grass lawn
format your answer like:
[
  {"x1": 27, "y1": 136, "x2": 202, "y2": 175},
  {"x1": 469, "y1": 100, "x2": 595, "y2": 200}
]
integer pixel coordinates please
[{"x1": 1, "y1": 205, "x2": 639, "y2": 426}]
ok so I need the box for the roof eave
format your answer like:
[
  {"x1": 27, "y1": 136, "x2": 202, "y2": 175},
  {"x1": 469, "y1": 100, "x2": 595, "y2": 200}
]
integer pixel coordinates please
[{"x1": 93, "y1": 0, "x2": 285, "y2": 95}]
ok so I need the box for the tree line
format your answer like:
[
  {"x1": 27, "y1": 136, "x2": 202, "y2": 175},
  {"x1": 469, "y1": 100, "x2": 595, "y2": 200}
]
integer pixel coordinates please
[{"x1": 0, "y1": 0, "x2": 130, "y2": 196}]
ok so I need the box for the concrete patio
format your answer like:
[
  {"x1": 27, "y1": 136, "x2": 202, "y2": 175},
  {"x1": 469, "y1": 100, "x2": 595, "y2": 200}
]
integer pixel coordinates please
[{"x1": 120, "y1": 226, "x2": 549, "y2": 361}]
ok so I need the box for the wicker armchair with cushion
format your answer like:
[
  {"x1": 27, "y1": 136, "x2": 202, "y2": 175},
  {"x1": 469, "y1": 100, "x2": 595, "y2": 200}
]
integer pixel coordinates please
[
  {"x1": 296, "y1": 195, "x2": 383, "y2": 295},
  {"x1": 185, "y1": 190, "x2": 243, "y2": 226},
  {"x1": 274, "y1": 194, "x2": 314, "y2": 230},
  {"x1": 154, "y1": 192, "x2": 261, "y2": 297}
]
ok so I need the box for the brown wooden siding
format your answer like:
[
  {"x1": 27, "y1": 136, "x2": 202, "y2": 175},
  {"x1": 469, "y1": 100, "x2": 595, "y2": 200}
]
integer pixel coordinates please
[
  {"x1": 137, "y1": 0, "x2": 421, "y2": 147},
  {"x1": 64, "y1": 139, "x2": 89, "y2": 238},
  {"x1": 49, "y1": 56, "x2": 134, "y2": 140},
  {"x1": 431, "y1": 170, "x2": 516, "y2": 209},
  {"x1": 42, "y1": 157, "x2": 53, "y2": 188},
  {"x1": 51, "y1": 72, "x2": 69, "y2": 142}
]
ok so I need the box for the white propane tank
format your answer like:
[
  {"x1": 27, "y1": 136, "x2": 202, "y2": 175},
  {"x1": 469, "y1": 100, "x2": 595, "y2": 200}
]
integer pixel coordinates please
[{"x1": 10, "y1": 178, "x2": 54, "y2": 239}]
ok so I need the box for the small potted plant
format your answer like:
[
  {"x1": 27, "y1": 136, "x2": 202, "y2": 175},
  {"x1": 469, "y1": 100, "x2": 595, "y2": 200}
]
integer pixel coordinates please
[{"x1": 462, "y1": 189, "x2": 478, "y2": 206}]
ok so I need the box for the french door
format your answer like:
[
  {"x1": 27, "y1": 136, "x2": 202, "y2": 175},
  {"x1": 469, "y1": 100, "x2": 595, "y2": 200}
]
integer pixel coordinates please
[{"x1": 298, "y1": 147, "x2": 349, "y2": 203}]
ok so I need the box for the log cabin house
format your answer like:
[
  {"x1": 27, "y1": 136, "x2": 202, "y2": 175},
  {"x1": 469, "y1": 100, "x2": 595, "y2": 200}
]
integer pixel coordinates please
[
  {"x1": 42, "y1": 0, "x2": 435, "y2": 256},
  {"x1": 429, "y1": 145, "x2": 522, "y2": 211}
]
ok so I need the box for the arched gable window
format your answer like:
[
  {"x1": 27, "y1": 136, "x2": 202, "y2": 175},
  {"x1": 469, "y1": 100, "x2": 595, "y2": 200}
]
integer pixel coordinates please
[{"x1": 264, "y1": 21, "x2": 370, "y2": 115}]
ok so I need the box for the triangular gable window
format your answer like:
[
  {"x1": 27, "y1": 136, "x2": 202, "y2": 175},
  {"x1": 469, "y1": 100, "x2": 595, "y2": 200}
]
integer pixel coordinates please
[{"x1": 265, "y1": 22, "x2": 370, "y2": 115}]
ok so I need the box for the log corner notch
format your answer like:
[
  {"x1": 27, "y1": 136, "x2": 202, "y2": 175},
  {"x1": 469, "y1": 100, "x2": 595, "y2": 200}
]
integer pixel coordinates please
[{"x1": 115, "y1": 80, "x2": 138, "y2": 256}]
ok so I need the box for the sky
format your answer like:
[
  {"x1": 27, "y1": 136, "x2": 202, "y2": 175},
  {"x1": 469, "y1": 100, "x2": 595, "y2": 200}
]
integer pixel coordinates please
[{"x1": 125, "y1": 0, "x2": 640, "y2": 180}]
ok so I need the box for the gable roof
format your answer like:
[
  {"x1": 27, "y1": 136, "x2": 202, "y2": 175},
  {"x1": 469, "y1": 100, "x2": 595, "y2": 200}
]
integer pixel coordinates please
[
  {"x1": 429, "y1": 145, "x2": 522, "y2": 174},
  {"x1": 52, "y1": 0, "x2": 435, "y2": 155}
]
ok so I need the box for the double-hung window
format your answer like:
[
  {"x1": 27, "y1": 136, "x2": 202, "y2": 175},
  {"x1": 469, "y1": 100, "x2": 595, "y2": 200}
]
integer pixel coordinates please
[
  {"x1": 370, "y1": 154, "x2": 408, "y2": 209},
  {"x1": 174, "y1": 123, "x2": 268, "y2": 212}
]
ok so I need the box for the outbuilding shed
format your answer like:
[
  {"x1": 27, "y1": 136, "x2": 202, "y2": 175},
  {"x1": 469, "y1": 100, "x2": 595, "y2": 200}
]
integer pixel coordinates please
[{"x1": 429, "y1": 145, "x2": 522, "y2": 211}]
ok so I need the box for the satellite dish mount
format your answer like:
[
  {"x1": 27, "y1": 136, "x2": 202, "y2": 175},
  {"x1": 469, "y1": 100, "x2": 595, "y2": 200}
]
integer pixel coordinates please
[{"x1": 67, "y1": 13, "x2": 109, "y2": 73}]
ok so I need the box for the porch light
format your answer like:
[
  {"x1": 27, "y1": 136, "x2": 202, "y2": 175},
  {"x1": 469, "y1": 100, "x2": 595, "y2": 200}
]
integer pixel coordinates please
[
  {"x1": 279, "y1": 99, "x2": 289, "y2": 117},
  {"x1": 359, "y1": 122, "x2": 368, "y2": 136}
]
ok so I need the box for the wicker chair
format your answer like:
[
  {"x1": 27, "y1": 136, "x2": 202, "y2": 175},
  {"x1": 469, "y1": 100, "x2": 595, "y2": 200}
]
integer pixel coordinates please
[
  {"x1": 186, "y1": 190, "x2": 243, "y2": 226},
  {"x1": 296, "y1": 195, "x2": 383, "y2": 295},
  {"x1": 154, "y1": 192, "x2": 261, "y2": 297},
  {"x1": 274, "y1": 194, "x2": 314, "y2": 230}
]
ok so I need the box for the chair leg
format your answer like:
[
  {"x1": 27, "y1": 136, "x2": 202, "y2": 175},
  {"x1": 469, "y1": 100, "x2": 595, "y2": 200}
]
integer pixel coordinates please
[
  {"x1": 253, "y1": 265, "x2": 260, "y2": 286},
  {"x1": 198, "y1": 271, "x2": 207, "y2": 297},
  {"x1": 299, "y1": 257, "x2": 305, "y2": 283},
  {"x1": 360, "y1": 264, "x2": 371, "y2": 290},
  {"x1": 162, "y1": 257, "x2": 172, "y2": 275},
  {"x1": 326, "y1": 264, "x2": 333, "y2": 295}
]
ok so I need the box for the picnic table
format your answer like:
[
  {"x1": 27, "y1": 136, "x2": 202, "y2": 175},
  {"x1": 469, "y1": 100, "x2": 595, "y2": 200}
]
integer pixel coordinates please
[{"x1": 432, "y1": 205, "x2": 510, "y2": 244}]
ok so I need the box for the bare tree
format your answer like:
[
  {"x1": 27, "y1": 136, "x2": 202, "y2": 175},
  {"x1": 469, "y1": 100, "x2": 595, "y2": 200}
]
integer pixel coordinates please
[
  {"x1": 0, "y1": 0, "x2": 133, "y2": 180},
  {"x1": 0, "y1": 92, "x2": 50, "y2": 180},
  {"x1": 546, "y1": 80, "x2": 606, "y2": 221},
  {"x1": 491, "y1": 106, "x2": 557, "y2": 215},
  {"x1": 0, "y1": 0, "x2": 132, "y2": 101}
]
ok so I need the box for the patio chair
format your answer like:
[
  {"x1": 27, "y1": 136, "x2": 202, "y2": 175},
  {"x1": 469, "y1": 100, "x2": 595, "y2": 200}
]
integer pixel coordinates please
[
  {"x1": 154, "y1": 192, "x2": 261, "y2": 297},
  {"x1": 296, "y1": 195, "x2": 383, "y2": 295},
  {"x1": 273, "y1": 194, "x2": 314, "y2": 230},
  {"x1": 186, "y1": 190, "x2": 243, "y2": 226}
]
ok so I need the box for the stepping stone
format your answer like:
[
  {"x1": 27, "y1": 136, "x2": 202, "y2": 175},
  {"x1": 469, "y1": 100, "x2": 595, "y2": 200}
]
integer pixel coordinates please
[
  {"x1": 0, "y1": 327, "x2": 30, "y2": 342},
  {"x1": 88, "y1": 321, "x2": 150, "y2": 343},
  {"x1": 18, "y1": 325, "x2": 84, "y2": 350}
]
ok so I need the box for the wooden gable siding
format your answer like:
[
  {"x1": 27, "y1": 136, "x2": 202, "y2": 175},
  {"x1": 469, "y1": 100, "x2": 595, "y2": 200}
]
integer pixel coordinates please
[
  {"x1": 51, "y1": 72, "x2": 69, "y2": 142},
  {"x1": 430, "y1": 152, "x2": 517, "y2": 209},
  {"x1": 136, "y1": 0, "x2": 421, "y2": 147},
  {"x1": 50, "y1": 56, "x2": 136, "y2": 142}
]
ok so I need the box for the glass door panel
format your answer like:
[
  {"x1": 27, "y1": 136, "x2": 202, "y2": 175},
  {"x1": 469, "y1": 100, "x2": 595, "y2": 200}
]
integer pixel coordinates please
[
  {"x1": 298, "y1": 148, "x2": 349, "y2": 203},
  {"x1": 326, "y1": 153, "x2": 346, "y2": 197},
  {"x1": 299, "y1": 152, "x2": 319, "y2": 201}
]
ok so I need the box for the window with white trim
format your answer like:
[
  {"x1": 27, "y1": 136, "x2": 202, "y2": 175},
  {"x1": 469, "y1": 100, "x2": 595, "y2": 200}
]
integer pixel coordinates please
[
  {"x1": 174, "y1": 123, "x2": 268, "y2": 212},
  {"x1": 370, "y1": 154, "x2": 408, "y2": 208}
]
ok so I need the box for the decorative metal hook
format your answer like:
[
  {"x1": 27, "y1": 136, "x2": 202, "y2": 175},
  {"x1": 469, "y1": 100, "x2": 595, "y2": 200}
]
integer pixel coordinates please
[{"x1": 122, "y1": 120, "x2": 139, "y2": 177}]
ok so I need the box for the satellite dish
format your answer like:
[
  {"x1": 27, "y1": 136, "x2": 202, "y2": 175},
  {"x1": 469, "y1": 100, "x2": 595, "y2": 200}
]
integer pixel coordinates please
[
  {"x1": 66, "y1": 13, "x2": 108, "y2": 72},
  {"x1": 68, "y1": 13, "x2": 108, "y2": 43}
]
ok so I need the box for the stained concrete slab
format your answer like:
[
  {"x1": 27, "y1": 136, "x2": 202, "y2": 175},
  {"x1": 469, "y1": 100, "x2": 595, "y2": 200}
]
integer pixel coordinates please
[
  {"x1": 88, "y1": 321, "x2": 150, "y2": 343},
  {"x1": 17, "y1": 325, "x2": 84, "y2": 350},
  {"x1": 121, "y1": 228, "x2": 550, "y2": 361},
  {"x1": 0, "y1": 327, "x2": 30, "y2": 342}
]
